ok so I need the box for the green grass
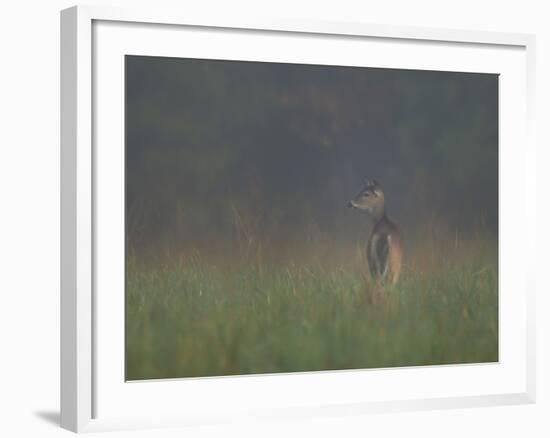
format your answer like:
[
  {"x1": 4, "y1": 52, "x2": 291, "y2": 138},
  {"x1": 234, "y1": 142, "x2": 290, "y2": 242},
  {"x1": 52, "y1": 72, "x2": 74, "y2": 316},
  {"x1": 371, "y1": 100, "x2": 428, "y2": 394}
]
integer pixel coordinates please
[{"x1": 126, "y1": 240, "x2": 498, "y2": 380}]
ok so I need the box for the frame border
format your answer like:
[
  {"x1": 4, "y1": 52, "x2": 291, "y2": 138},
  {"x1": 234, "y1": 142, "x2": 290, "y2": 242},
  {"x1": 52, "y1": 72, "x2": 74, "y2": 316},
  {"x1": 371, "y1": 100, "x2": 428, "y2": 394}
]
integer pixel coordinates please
[{"x1": 60, "y1": 4, "x2": 536, "y2": 433}]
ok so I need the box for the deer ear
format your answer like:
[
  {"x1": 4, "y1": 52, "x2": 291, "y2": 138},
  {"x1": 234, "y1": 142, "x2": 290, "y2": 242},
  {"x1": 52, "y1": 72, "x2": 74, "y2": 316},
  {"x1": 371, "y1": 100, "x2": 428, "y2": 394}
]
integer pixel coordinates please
[
  {"x1": 363, "y1": 177, "x2": 370, "y2": 186},
  {"x1": 372, "y1": 179, "x2": 380, "y2": 188}
]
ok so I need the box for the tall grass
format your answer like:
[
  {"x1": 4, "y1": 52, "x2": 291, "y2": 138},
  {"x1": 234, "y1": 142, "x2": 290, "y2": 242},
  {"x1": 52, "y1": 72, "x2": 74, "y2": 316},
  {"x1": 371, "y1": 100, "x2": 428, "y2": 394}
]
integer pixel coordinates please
[{"x1": 126, "y1": 234, "x2": 498, "y2": 380}]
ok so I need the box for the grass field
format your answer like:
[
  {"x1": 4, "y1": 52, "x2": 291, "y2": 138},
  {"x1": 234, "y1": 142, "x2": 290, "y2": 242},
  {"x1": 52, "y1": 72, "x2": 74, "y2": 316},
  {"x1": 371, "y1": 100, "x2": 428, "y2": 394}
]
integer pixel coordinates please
[{"x1": 126, "y1": 236, "x2": 498, "y2": 380}]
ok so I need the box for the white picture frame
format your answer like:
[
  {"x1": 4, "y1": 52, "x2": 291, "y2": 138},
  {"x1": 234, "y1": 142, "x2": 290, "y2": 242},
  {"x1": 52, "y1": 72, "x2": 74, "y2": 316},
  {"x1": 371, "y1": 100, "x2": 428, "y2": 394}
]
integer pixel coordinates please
[{"x1": 60, "y1": 4, "x2": 536, "y2": 433}]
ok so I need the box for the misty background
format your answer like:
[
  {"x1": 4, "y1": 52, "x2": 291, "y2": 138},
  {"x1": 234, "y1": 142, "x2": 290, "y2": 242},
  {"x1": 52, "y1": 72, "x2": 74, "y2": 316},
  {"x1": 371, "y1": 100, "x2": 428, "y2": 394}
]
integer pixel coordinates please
[{"x1": 125, "y1": 55, "x2": 498, "y2": 257}]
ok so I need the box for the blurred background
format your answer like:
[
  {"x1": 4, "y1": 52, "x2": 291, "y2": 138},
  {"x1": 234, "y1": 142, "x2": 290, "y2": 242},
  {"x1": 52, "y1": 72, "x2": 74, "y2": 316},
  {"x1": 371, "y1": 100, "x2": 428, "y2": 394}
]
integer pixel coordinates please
[{"x1": 126, "y1": 55, "x2": 498, "y2": 258}]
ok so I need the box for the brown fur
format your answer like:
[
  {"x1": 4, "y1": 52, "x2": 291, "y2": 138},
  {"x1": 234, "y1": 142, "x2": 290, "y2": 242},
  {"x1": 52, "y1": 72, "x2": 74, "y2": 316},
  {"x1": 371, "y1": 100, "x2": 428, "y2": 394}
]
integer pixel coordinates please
[{"x1": 367, "y1": 215, "x2": 402, "y2": 286}]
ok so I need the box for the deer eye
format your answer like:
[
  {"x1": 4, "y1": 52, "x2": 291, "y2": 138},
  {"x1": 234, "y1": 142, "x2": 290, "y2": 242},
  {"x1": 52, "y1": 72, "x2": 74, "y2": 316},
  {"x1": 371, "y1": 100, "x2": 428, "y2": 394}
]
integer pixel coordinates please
[{"x1": 363, "y1": 192, "x2": 370, "y2": 197}]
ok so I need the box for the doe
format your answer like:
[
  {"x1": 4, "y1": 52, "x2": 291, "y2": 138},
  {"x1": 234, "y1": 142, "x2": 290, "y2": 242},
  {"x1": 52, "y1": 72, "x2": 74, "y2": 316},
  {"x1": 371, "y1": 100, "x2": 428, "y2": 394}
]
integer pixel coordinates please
[{"x1": 348, "y1": 179, "x2": 402, "y2": 285}]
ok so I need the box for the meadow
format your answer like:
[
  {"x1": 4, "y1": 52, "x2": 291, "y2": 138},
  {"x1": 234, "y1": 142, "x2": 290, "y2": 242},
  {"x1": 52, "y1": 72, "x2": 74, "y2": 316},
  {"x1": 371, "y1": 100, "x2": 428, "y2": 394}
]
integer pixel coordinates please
[{"x1": 126, "y1": 233, "x2": 498, "y2": 380}]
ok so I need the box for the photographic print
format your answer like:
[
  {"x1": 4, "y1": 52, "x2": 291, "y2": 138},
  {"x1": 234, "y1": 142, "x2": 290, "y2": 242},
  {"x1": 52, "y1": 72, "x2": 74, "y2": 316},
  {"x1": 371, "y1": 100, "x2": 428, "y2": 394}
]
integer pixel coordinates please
[{"x1": 125, "y1": 56, "x2": 498, "y2": 380}]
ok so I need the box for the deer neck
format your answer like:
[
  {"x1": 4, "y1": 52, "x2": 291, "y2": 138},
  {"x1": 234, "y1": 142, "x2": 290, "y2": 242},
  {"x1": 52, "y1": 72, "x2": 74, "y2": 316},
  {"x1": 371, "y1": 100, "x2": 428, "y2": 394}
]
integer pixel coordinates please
[{"x1": 370, "y1": 202, "x2": 386, "y2": 224}]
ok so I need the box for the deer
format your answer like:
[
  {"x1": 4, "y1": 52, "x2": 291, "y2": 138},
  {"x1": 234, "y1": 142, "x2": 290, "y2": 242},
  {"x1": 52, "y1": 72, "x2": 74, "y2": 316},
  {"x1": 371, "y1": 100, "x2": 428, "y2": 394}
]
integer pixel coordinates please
[{"x1": 348, "y1": 179, "x2": 402, "y2": 286}]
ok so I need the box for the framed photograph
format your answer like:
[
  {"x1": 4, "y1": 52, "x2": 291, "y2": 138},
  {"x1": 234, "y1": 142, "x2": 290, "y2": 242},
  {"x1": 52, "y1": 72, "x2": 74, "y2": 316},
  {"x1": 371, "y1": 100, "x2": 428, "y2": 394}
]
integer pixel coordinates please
[{"x1": 61, "y1": 5, "x2": 536, "y2": 433}]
